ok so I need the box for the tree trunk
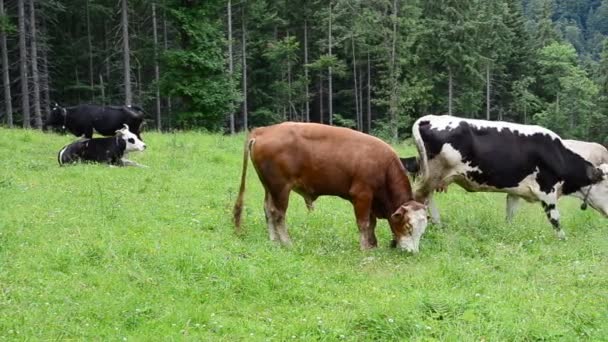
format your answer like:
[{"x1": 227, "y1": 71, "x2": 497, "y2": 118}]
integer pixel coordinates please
[
  {"x1": 18, "y1": 0, "x2": 30, "y2": 128},
  {"x1": 319, "y1": 75, "x2": 324, "y2": 124},
  {"x1": 367, "y1": 52, "x2": 371, "y2": 133},
  {"x1": 29, "y1": 0, "x2": 42, "y2": 129},
  {"x1": 122, "y1": 0, "x2": 132, "y2": 106},
  {"x1": 152, "y1": 2, "x2": 161, "y2": 130},
  {"x1": 40, "y1": 17, "x2": 50, "y2": 120},
  {"x1": 304, "y1": 18, "x2": 310, "y2": 122},
  {"x1": 328, "y1": 1, "x2": 333, "y2": 125},
  {"x1": 100, "y1": 74, "x2": 105, "y2": 105},
  {"x1": 486, "y1": 62, "x2": 490, "y2": 120},
  {"x1": 227, "y1": 0, "x2": 235, "y2": 133},
  {"x1": 242, "y1": 8, "x2": 248, "y2": 131},
  {"x1": 137, "y1": 63, "x2": 142, "y2": 103},
  {"x1": 86, "y1": 0, "x2": 94, "y2": 93},
  {"x1": 104, "y1": 19, "x2": 111, "y2": 98},
  {"x1": 287, "y1": 31, "x2": 293, "y2": 121},
  {"x1": 0, "y1": 0, "x2": 13, "y2": 127},
  {"x1": 351, "y1": 36, "x2": 360, "y2": 130},
  {"x1": 448, "y1": 66, "x2": 453, "y2": 116},
  {"x1": 75, "y1": 67, "x2": 81, "y2": 103},
  {"x1": 359, "y1": 64, "x2": 363, "y2": 132},
  {"x1": 390, "y1": 0, "x2": 398, "y2": 140},
  {"x1": 163, "y1": 6, "x2": 171, "y2": 128}
]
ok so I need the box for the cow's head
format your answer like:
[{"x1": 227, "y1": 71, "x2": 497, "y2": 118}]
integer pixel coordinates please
[
  {"x1": 116, "y1": 124, "x2": 147, "y2": 152},
  {"x1": 579, "y1": 164, "x2": 608, "y2": 217},
  {"x1": 390, "y1": 201, "x2": 428, "y2": 253},
  {"x1": 44, "y1": 102, "x2": 67, "y2": 130}
]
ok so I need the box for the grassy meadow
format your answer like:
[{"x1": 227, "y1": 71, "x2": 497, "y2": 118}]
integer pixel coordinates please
[{"x1": 0, "y1": 127, "x2": 607, "y2": 341}]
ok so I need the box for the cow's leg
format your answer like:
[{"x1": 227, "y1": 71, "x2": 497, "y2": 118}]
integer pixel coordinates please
[
  {"x1": 120, "y1": 158, "x2": 147, "y2": 168},
  {"x1": 427, "y1": 192, "x2": 441, "y2": 225},
  {"x1": 506, "y1": 194, "x2": 521, "y2": 223},
  {"x1": 84, "y1": 126, "x2": 94, "y2": 139},
  {"x1": 268, "y1": 187, "x2": 292, "y2": 246},
  {"x1": 263, "y1": 191, "x2": 279, "y2": 242},
  {"x1": 369, "y1": 214, "x2": 377, "y2": 247},
  {"x1": 541, "y1": 197, "x2": 565, "y2": 240},
  {"x1": 352, "y1": 194, "x2": 376, "y2": 250}
]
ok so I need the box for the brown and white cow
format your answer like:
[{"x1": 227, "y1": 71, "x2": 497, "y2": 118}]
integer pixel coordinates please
[{"x1": 233, "y1": 122, "x2": 428, "y2": 252}]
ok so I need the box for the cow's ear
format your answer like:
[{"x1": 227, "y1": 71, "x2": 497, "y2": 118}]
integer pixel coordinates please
[
  {"x1": 391, "y1": 206, "x2": 407, "y2": 222},
  {"x1": 403, "y1": 200, "x2": 426, "y2": 213}
]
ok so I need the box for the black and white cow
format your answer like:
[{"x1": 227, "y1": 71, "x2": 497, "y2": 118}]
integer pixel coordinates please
[
  {"x1": 44, "y1": 103, "x2": 146, "y2": 139},
  {"x1": 412, "y1": 115, "x2": 608, "y2": 239},
  {"x1": 58, "y1": 124, "x2": 147, "y2": 167}
]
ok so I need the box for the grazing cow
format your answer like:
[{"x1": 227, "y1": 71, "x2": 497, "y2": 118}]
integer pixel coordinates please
[
  {"x1": 44, "y1": 103, "x2": 146, "y2": 139},
  {"x1": 58, "y1": 124, "x2": 147, "y2": 167},
  {"x1": 233, "y1": 122, "x2": 428, "y2": 252},
  {"x1": 412, "y1": 115, "x2": 608, "y2": 239}
]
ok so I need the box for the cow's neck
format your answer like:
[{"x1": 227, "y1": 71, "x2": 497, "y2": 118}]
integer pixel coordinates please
[
  {"x1": 561, "y1": 151, "x2": 598, "y2": 195},
  {"x1": 384, "y1": 159, "x2": 414, "y2": 215}
]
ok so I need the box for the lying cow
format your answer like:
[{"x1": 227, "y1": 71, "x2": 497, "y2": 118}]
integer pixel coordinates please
[
  {"x1": 58, "y1": 124, "x2": 147, "y2": 167},
  {"x1": 233, "y1": 122, "x2": 428, "y2": 252},
  {"x1": 412, "y1": 115, "x2": 608, "y2": 239},
  {"x1": 44, "y1": 103, "x2": 146, "y2": 139}
]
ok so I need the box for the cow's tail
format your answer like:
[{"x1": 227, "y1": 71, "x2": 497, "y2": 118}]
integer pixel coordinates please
[
  {"x1": 412, "y1": 116, "x2": 430, "y2": 201},
  {"x1": 233, "y1": 135, "x2": 256, "y2": 235}
]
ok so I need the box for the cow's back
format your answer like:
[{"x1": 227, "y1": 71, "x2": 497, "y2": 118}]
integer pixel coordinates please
[
  {"x1": 564, "y1": 139, "x2": 608, "y2": 166},
  {"x1": 250, "y1": 122, "x2": 401, "y2": 196}
]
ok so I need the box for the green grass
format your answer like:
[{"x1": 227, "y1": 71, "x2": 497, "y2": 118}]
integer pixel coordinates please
[{"x1": 0, "y1": 128, "x2": 607, "y2": 341}]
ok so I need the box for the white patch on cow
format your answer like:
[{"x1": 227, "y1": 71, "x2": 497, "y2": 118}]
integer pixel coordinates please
[
  {"x1": 117, "y1": 124, "x2": 146, "y2": 153},
  {"x1": 397, "y1": 207, "x2": 428, "y2": 253},
  {"x1": 422, "y1": 115, "x2": 561, "y2": 140},
  {"x1": 549, "y1": 208, "x2": 560, "y2": 221},
  {"x1": 433, "y1": 143, "x2": 483, "y2": 187},
  {"x1": 533, "y1": 184, "x2": 560, "y2": 208},
  {"x1": 58, "y1": 146, "x2": 67, "y2": 165}
]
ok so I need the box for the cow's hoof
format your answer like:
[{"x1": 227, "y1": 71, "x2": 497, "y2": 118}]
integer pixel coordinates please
[{"x1": 556, "y1": 230, "x2": 567, "y2": 240}]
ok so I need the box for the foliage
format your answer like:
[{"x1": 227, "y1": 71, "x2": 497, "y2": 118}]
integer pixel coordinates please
[
  {"x1": 533, "y1": 42, "x2": 604, "y2": 139},
  {"x1": 160, "y1": 0, "x2": 237, "y2": 130},
  {"x1": 2, "y1": 0, "x2": 608, "y2": 141}
]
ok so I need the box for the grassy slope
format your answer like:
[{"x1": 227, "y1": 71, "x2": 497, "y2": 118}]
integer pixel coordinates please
[{"x1": 0, "y1": 128, "x2": 606, "y2": 341}]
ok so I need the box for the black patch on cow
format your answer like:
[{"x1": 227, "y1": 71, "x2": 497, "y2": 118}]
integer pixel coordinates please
[
  {"x1": 549, "y1": 218, "x2": 559, "y2": 228},
  {"x1": 400, "y1": 157, "x2": 419, "y2": 174},
  {"x1": 417, "y1": 120, "x2": 598, "y2": 195},
  {"x1": 541, "y1": 202, "x2": 556, "y2": 212}
]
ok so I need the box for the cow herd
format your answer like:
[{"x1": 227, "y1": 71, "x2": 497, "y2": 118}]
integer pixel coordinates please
[
  {"x1": 40, "y1": 104, "x2": 607, "y2": 253},
  {"x1": 44, "y1": 103, "x2": 147, "y2": 166},
  {"x1": 233, "y1": 116, "x2": 608, "y2": 253}
]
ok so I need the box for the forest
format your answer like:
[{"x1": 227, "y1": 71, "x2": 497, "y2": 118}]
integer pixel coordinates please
[{"x1": 1, "y1": 0, "x2": 608, "y2": 142}]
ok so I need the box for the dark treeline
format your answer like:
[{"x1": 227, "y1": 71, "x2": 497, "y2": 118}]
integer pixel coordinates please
[{"x1": 1, "y1": 0, "x2": 608, "y2": 142}]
